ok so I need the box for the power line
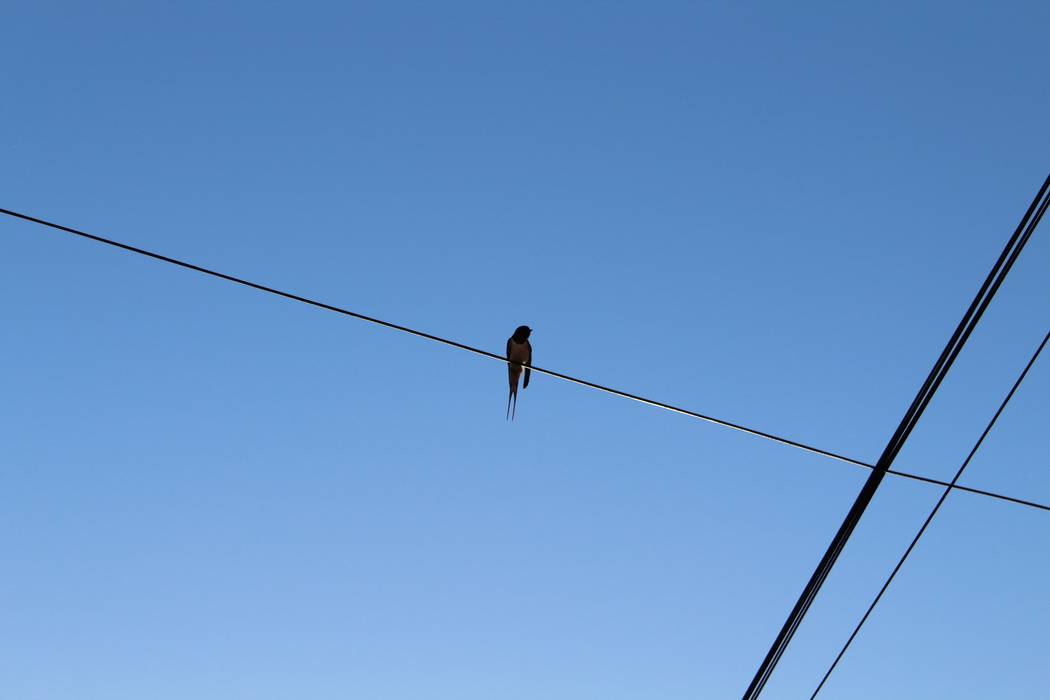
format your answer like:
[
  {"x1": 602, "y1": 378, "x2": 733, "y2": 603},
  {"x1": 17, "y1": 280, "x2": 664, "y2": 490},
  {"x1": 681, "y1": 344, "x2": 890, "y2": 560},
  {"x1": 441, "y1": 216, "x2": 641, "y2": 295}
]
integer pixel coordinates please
[
  {"x1": 0, "y1": 208, "x2": 866, "y2": 461},
  {"x1": 885, "y1": 467, "x2": 1048, "y2": 512},
  {"x1": 741, "y1": 171, "x2": 1050, "y2": 699},
  {"x1": 2, "y1": 206, "x2": 1047, "y2": 515},
  {"x1": 810, "y1": 328, "x2": 1049, "y2": 698}
]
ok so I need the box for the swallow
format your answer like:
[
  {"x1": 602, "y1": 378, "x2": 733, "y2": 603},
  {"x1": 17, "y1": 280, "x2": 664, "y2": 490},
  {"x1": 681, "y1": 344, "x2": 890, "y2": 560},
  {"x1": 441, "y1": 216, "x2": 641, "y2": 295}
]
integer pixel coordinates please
[{"x1": 506, "y1": 325, "x2": 532, "y2": 420}]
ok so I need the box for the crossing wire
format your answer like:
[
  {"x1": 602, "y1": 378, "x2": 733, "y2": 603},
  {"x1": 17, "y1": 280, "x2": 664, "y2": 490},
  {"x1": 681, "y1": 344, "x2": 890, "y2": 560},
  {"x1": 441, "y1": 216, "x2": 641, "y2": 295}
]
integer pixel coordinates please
[
  {"x1": 1, "y1": 205, "x2": 1047, "y2": 515},
  {"x1": 741, "y1": 171, "x2": 1050, "y2": 699},
  {"x1": 810, "y1": 328, "x2": 1049, "y2": 698}
]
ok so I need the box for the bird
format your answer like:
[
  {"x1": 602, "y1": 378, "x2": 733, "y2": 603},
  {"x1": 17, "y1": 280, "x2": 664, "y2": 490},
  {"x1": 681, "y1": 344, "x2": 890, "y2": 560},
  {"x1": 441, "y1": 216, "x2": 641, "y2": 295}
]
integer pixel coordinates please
[{"x1": 506, "y1": 325, "x2": 532, "y2": 420}]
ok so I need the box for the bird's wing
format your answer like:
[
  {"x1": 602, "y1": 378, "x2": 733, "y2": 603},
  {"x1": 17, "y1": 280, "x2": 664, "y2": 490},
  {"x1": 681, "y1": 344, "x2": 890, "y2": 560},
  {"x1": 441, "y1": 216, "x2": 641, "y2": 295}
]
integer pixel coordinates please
[{"x1": 523, "y1": 341, "x2": 532, "y2": 388}]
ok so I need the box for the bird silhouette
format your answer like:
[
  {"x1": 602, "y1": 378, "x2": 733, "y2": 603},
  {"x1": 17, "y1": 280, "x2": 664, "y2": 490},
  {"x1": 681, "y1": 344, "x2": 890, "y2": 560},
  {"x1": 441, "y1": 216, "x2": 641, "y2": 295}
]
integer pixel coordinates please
[{"x1": 506, "y1": 325, "x2": 532, "y2": 420}]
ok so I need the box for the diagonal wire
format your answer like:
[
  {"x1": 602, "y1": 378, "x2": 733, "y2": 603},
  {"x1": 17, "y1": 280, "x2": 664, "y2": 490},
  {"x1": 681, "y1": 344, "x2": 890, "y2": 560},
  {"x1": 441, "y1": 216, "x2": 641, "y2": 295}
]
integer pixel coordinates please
[
  {"x1": 2, "y1": 206, "x2": 1047, "y2": 514},
  {"x1": 741, "y1": 171, "x2": 1050, "y2": 699},
  {"x1": 811, "y1": 328, "x2": 1050, "y2": 698}
]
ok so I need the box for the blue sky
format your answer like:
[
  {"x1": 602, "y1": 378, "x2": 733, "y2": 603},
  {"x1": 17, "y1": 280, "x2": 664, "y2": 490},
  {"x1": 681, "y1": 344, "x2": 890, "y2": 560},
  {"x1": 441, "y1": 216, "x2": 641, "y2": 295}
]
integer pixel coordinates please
[{"x1": 2, "y1": 2, "x2": 1048, "y2": 698}]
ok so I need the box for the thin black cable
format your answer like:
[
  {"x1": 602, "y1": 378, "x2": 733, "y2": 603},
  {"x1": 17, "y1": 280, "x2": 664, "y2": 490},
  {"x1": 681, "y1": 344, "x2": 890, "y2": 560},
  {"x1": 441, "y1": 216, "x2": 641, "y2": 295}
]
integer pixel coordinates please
[
  {"x1": 885, "y1": 468, "x2": 1049, "y2": 512},
  {"x1": 741, "y1": 171, "x2": 1050, "y2": 699},
  {"x1": 2, "y1": 206, "x2": 1048, "y2": 515},
  {"x1": 752, "y1": 176, "x2": 1050, "y2": 696},
  {"x1": 747, "y1": 175, "x2": 1050, "y2": 698},
  {"x1": 810, "y1": 328, "x2": 1050, "y2": 699},
  {"x1": 0, "y1": 207, "x2": 866, "y2": 463}
]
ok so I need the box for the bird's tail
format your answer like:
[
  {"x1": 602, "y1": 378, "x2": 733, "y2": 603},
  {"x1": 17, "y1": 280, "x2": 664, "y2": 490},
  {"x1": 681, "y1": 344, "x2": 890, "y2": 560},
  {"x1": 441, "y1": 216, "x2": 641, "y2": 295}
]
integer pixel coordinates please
[{"x1": 506, "y1": 386, "x2": 518, "y2": 420}]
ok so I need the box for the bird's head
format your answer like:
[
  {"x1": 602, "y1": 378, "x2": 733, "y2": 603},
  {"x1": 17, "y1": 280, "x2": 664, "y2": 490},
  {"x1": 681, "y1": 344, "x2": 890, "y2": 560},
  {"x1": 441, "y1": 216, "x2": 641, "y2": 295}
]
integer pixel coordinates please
[{"x1": 514, "y1": 325, "x2": 532, "y2": 341}]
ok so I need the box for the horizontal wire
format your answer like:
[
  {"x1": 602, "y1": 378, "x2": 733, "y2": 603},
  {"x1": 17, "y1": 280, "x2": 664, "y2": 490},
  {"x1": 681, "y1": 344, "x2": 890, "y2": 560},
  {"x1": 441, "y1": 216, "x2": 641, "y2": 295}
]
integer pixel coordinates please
[
  {"x1": 885, "y1": 468, "x2": 1049, "y2": 511},
  {"x1": 3, "y1": 206, "x2": 1046, "y2": 513}
]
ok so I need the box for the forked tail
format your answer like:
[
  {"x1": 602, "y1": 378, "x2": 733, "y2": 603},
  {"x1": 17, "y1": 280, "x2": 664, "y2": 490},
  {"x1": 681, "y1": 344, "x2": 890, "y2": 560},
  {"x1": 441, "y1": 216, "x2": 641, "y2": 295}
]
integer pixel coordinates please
[{"x1": 506, "y1": 387, "x2": 518, "y2": 420}]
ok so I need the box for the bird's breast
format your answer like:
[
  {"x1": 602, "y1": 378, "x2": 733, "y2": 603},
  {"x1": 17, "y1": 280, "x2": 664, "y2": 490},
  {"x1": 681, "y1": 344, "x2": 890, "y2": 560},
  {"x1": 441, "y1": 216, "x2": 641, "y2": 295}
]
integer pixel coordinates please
[{"x1": 507, "y1": 341, "x2": 530, "y2": 363}]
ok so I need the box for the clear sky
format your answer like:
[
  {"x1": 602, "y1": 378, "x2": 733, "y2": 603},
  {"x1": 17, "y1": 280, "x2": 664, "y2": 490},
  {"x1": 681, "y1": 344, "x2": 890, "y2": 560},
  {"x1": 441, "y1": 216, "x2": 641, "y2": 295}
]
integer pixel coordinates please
[{"x1": 2, "y1": 2, "x2": 1048, "y2": 698}]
